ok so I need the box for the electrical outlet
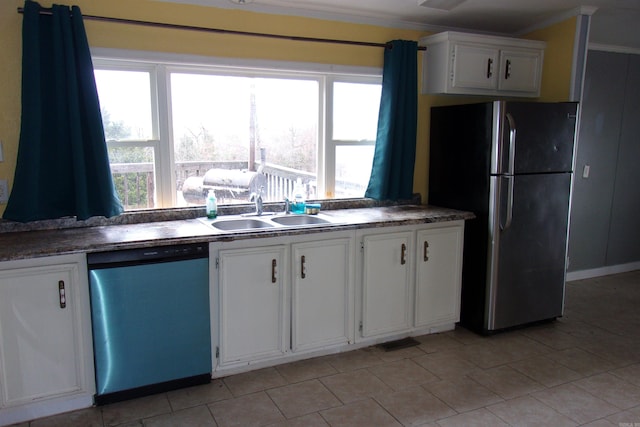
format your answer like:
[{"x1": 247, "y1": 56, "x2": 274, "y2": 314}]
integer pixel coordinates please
[{"x1": 0, "y1": 180, "x2": 8, "y2": 204}]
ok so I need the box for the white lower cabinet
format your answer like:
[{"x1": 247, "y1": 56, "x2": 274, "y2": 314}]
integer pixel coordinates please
[
  {"x1": 0, "y1": 254, "x2": 94, "y2": 426},
  {"x1": 0, "y1": 216, "x2": 466, "y2": 424},
  {"x1": 212, "y1": 230, "x2": 355, "y2": 372},
  {"x1": 357, "y1": 221, "x2": 465, "y2": 341},
  {"x1": 414, "y1": 223, "x2": 464, "y2": 328},
  {"x1": 291, "y1": 236, "x2": 354, "y2": 352},
  {"x1": 216, "y1": 243, "x2": 288, "y2": 367},
  {"x1": 358, "y1": 229, "x2": 414, "y2": 339}
]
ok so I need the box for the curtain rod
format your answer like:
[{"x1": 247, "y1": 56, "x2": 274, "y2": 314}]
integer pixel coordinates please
[{"x1": 17, "y1": 7, "x2": 426, "y2": 51}]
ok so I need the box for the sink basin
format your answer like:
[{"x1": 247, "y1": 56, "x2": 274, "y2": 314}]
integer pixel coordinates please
[
  {"x1": 211, "y1": 218, "x2": 274, "y2": 231},
  {"x1": 270, "y1": 215, "x2": 332, "y2": 227}
]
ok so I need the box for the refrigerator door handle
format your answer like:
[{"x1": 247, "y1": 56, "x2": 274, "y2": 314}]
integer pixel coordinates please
[
  {"x1": 506, "y1": 112, "x2": 516, "y2": 175},
  {"x1": 500, "y1": 176, "x2": 514, "y2": 231}
]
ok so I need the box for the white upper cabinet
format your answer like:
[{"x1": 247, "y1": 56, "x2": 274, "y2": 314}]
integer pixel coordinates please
[{"x1": 420, "y1": 31, "x2": 545, "y2": 98}]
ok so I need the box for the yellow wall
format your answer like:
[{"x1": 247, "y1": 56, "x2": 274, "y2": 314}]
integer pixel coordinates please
[
  {"x1": 524, "y1": 17, "x2": 577, "y2": 101},
  {"x1": 0, "y1": 0, "x2": 577, "y2": 216}
]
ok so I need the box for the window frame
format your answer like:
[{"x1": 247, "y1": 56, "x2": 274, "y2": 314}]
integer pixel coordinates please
[{"x1": 92, "y1": 48, "x2": 382, "y2": 208}]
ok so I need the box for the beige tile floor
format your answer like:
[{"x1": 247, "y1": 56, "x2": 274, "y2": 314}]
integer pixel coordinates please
[{"x1": 14, "y1": 270, "x2": 640, "y2": 427}]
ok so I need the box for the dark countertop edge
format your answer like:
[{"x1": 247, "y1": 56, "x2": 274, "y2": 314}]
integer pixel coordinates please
[{"x1": 0, "y1": 206, "x2": 475, "y2": 263}]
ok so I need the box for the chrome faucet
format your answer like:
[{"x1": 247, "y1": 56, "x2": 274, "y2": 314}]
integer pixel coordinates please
[
  {"x1": 249, "y1": 186, "x2": 264, "y2": 216},
  {"x1": 283, "y1": 197, "x2": 291, "y2": 214}
]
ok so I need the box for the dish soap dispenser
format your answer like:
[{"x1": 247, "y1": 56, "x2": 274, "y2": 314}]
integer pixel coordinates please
[
  {"x1": 290, "y1": 179, "x2": 306, "y2": 214},
  {"x1": 206, "y1": 190, "x2": 217, "y2": 219}
]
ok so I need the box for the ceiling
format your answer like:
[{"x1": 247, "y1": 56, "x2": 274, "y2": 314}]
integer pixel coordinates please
[{"x1": 160, "y1": 0, "x2": 640, "y2": 50}]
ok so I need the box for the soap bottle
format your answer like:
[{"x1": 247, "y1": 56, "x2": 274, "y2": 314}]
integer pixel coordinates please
[
  {"x1": 290, "y1": 179, "x2": 306, "y2": 214},
  {"x1": 206, "y1": 190, "x2": 217, "y2": 219}
]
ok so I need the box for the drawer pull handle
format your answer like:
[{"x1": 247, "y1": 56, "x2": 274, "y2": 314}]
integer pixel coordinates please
[
  {"x1": 58, "y1": 280, "x2": 66, "y2": 309},
  {"x1": 301, "y1": 255, "x2": 306, "y2": 279},
  {"x1": 401, "y1": 243, "x2": 407, "y2": 265},
  {"x1": 424, "y1": 241, "x2": 429, "y2": 262},
  {"x1": 271, "y1": 259, "x2": 277, "y2": 283},
  {"x1": 505, "y1": 59, "x2": 511, "y2": 79},
  {"x1": 486, "y1": 58, "x2": 493, "y2": 78}
]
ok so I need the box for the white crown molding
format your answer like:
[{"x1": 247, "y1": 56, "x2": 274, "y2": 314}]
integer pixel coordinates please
[
  {"x1": 153, "y1": 0, "x2": 557, "y2": 36},
  {"x1": 153, "y1": 0, "x2": 431, "y2": 31},
  {"x1": 153, "y1": 0, "x2": 604, "y2": 39},
  {"x1": 515, "y1": 5, "x2": 598, "y2": 36},
  {"x1": 589, "y1": 42, "x2": 640, "y2": 55}
]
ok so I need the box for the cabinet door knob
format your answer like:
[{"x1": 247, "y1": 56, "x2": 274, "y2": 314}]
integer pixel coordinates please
[
  {"x1": 58, "y1": 280, "x2": 66, "y2": 309},
  {"x1": 271, "y1": 259, "x2": 277, "y2": 283},
  {"x1": 401, "y1": 243, "x2": 407, "y2": 265},
  {"x1": 301, "y1": 255, "x2": 306, "y2": 279},
  {"x1": 424, "y1": 241, "x2": 429, "y2": 262}
]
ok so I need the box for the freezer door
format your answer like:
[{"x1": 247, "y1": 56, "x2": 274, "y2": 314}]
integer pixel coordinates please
[
  {"x1": 487, "y1": 172, "x2": 571, "y2": 330},
  {"x1": 499, "y1": 102, "x2": 578, "y2": 174}
]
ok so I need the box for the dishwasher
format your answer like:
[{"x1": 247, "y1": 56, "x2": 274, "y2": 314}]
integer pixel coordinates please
[{"x1": 87, "y1": 243, "x2": 211, "y2": 405}]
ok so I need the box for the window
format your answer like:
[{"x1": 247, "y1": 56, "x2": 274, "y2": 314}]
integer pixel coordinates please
[{"x1": 93, "y1": 51, "x2": 381, "y2": 210}]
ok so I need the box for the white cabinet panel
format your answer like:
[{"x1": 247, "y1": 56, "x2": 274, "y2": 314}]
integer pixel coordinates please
[
  {"x1": 0, "y1": 254, "x2": 93, "y2": 417},
  {"x1": 360, "y1": 231, "x2": 413, "y2": 338},
  {"x1": 498, "y1": 49, "x2": 543, "y2": 93},
  {"x1": 452, "y1": 44, "x2": 499, "y2": 90},
  {"x1": 218, "y1": 245, "x2": 287, "y2": 366},
  {"x1": 292, "y1": 237, "x2": 353, "y2": 352},
  {"x1": 415, "y1": 224, "x2": 464, "y2": 328}
]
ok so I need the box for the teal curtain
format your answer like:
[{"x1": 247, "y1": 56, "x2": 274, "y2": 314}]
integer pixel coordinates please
[
  {"x1": 3, "y1": 1, "x2": 123, "y2": 222},
  {"x1": 365, "y1": 40, "x2": 418, "y2": 200}
]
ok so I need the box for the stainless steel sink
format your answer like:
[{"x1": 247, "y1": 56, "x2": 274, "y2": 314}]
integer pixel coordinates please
[
  {"x1": 270, "y1": 215, "x2": 332, "y2": 226},
  {"x1": 211, "y1": 218, "x2": 274, "y2": 231},
  {"x1": 202, "y1": 213, "x2": 336, "y2": 232}
]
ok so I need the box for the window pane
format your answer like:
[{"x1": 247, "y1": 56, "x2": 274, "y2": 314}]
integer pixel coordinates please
[
  {"x1": 171, "y1": 74, "x2": 318, "y2": 205},
  {"x1": 94, "y1": 70, "x2": 153, "y2": 140},
  {"x1": 108, "y1": 146, "x2": 156, "y2": 210},
  {"x1": 333, "y1": 82, "x2": 381, "y2": 141},
  {"x1": 335, "y1": 145, "x2": 374, "y2": 198}
]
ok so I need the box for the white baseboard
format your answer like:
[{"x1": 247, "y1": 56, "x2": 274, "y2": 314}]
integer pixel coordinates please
[
  {"x1": 0, "y1": 394, "x2": 93, "y2": 427},
  {"x1": 567, "y1": 262, "x2": 640, "y2": 281}
]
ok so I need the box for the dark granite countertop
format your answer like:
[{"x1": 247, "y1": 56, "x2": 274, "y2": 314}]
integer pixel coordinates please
[{"x1": 0, "y1": 205, "x2": 474, "y2": 262}]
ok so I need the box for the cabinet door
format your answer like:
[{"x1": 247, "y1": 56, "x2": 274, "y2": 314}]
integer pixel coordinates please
[
  {"x1": 498, "y1": 49, "x2": 542, "y2": 94},
  {"x1": 451, "y1": 43, "x2": 499, "y2": 90},
  {"x1": 361, "y1": 232, "x2": 413, "y2": 338},
  {"x1": 415, "y1": 226, "x2": 464, "y2": 328},
  {"x1": 0, "y1": 264, "x2": 83, "y2": 407},
  {"x1": 218, "y1": 245, "x2": 287, "y2": 366},
  {"x1": 292, "y1": 238, "x2": 352, "y2": 352}
]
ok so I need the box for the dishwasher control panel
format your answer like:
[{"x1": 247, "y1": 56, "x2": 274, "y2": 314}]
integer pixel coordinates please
[{"x1": 87, "y1": 243, "x2": 208, "y2": 268}]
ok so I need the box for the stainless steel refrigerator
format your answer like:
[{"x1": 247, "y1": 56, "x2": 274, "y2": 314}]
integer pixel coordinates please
[{"x1": 428, "y1": 101, "x2": 578, "y2": 334}]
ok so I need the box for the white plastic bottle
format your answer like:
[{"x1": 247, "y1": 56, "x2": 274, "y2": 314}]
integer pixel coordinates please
[{"x1": 206, "y1": 190, "x2": 217, "y2": 219}]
